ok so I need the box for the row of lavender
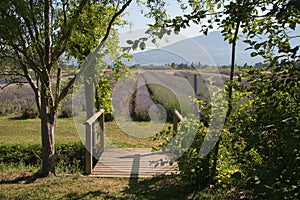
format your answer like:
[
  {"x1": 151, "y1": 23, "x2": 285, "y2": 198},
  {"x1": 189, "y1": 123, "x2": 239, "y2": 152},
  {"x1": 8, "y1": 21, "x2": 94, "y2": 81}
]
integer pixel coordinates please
[
  {"x1": 175, "y1": 70, "x2": 249, "y2": 97},
  {"x1": 0, "y1": 71, "x2": 218, "y2": 121},
  {"x1": 131, "y1": 75, "x2": 155, "y2": 121},
  {"x1": 0, "y1": 75, "x2": 155, "y2": 121},
  {"x1": 0, "y1": 85, "x2": 38, "y2": 118},
  {"x1": 0, "y1": 84, "x2": 73, "y2": 118},
  {"x1": 142, "y1": 71, "x2": 195, "y2": 121},
  {"x1": 111, "y1": 73, "x2": 155, "y2": 122}
]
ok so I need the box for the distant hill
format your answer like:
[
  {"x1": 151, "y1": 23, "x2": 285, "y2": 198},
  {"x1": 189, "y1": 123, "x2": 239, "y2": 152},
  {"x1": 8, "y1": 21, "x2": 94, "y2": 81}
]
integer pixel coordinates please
[{"x1": 126, "y1": 31, "x2": 263, "y2": 66}]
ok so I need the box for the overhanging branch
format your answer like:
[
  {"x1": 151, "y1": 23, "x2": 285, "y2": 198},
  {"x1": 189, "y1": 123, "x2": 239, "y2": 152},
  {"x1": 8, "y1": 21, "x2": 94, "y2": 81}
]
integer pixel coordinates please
[{"x1": 56, "y1": 0, "x2": 133, "y2": 107}]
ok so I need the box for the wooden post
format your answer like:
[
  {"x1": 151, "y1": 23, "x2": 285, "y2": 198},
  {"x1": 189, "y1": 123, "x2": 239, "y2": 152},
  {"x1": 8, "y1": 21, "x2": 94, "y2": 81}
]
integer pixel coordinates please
[
  {"x1": 84, "y1": 109, "x2": 105, "y2": 175},
  {"x1": 173, "y1": 109, "x2": 178, "y2": 133},
  {"x1": 194, "y1": 74, "x2": 198, "y2": 116},
  {"x1": 194, "y1": 74, "x2": 198, "y2": 94},
  {"x1": 85, "y1": 124, "x2": 92, "y2": 175},
  {"x1": 99, "y1": 112, "x2": 105, "y2": 152},
  {"x1": 84, "y1": 77, "x2": 96, "y2": 159}
]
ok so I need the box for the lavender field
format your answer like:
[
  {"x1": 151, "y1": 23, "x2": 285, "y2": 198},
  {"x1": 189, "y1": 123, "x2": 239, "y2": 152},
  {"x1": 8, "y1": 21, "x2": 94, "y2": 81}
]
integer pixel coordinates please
[
  {"x1": 142, "y1": 71, "x2": 195, "y2": 120},
  {"x1": 0, "y1": 70, "x2": 227, "y2": 121},
  {"x1": 0, "y1": 84, "x2": 73, "y2": 118}
]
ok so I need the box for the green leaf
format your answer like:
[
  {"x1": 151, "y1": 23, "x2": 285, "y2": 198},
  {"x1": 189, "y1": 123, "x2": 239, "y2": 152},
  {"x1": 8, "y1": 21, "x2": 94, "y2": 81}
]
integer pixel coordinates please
[
  {"x1": 151, "y1": 39, "x2": 157, "y2": 44},
  {"x1": 250, "y1": 52, "x2": 258, "y2": 57},
  {"x1": 132, "y1": 40, "x2": 139, "y2": 50},
  {"x1": 126, "y1": 40, "x2": 133, "y2": 44},
  {"x1": 139, "y1": 42, "x2": 146, "y2": 50},
  {"x1": 254, "y1": 43, "x2": 261, "y2": 50}
]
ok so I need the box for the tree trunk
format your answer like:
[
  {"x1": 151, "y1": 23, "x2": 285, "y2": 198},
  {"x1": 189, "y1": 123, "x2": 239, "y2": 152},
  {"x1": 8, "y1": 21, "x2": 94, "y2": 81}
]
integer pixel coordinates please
[
  {"x1": 84, "y1": 75, "x2": 96, "y2": 158},
  {"x1": 39, "y1": 85, "x2": 56, "y2": 177},
  {"x1": 210, "y1": 20, "x2": 241, "y2": 183}
]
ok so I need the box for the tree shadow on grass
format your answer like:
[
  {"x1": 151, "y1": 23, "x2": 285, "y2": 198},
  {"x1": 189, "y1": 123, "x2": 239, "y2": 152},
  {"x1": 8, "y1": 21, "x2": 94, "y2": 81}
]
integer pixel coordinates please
[
  {"x1": 7, "y1": 115, "x2": 38, "y2": 120},
  {"x1": 0, "y1": 173, "x2": 39, "y2": 184},
  {"x1": 123, "y1": 175, "x2": 192, "y2": 200},
  {"x1": 64, "y1": 191, "x2": 120, "y2": 200}
]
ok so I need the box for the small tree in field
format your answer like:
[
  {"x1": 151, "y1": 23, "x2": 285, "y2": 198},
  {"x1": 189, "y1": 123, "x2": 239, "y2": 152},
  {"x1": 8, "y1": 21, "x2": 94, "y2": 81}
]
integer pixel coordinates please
[{"x1": 0, "y1": 0, "x2": 132, "y2": 177}]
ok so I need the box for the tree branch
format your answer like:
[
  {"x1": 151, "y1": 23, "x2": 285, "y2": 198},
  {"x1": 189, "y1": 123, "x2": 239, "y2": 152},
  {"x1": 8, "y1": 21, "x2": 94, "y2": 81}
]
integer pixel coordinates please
[
  {"x1": 56, "y1": 0, "x2": 133, "y2": 106},
  {"x1": 16, "y1": 58, "x2": 41, "y2": 112},
  {"x1": 51, "y1": 0, "x2": 89, "y2": 63}
]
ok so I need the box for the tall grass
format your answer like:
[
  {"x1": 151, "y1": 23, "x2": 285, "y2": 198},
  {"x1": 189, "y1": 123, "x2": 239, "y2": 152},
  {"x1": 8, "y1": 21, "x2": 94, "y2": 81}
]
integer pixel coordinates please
[
  {"x1": 142, "y1": 71, "x2": 195, "y2": 121},
  {"x1": 174, "y1": 71, "x2": 228, "y2": 100}
]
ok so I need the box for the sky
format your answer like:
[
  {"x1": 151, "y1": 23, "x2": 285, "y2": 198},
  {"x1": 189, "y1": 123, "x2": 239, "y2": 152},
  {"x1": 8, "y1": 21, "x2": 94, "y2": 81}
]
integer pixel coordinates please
[{"x1": 119, "y1": 1, "x2": 204, "y2": 39}]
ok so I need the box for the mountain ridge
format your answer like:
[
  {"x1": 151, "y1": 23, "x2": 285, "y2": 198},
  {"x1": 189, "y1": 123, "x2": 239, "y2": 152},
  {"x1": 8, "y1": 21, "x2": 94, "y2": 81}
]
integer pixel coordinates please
[{"x1": 127, "y1": 31, "x2": 263, "y2": 66}]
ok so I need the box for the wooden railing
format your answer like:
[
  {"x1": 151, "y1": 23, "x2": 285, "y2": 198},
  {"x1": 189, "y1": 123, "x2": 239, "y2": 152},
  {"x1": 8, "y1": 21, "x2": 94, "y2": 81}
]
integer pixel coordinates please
[
  {"x1": 84, "y1": 109, "x2": 105, "y2": 175},
  {"x1": 173, "y1": 109, "x2": 184, "y2": 133},
  {"x1": 173, "y1": 109, "x2": 188, "y2": 148}
]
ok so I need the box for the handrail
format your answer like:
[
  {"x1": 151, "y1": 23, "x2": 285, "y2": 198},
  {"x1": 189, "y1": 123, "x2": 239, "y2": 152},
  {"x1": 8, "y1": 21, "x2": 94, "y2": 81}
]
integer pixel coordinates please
[
  {"x1": 174, "y1": 109, "x2": 184, "y2": 122},
  {"x1": 173, "y1": 109, "x2": 188, "y2": 148},
  {"x1": 173, "y1": 109, "x2": 184, "y2": 133},
  {"x1": 84, "y1": 109, "x2": 105, "y2": 125},
  {"x1": 83, "y1": 109, "x2": 105, "y2": 175}
]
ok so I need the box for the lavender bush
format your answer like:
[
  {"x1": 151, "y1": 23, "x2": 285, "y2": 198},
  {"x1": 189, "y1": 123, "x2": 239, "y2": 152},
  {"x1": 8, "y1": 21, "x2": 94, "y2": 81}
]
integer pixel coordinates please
[
  {"x1": 0, "y1": 84, "x2": 75, "y2": 118},
  {"x1": 132, "y1": 76, "x2": 155, "y2": 121},
  {"x1": 112, "y1": 76, "x2": 136, "y2": 121},
  {"x1": 59, "y1": 96, "x2": 74, "y2": 118},
  {"x1": 142, "y1": 71, "x2": 194, "y2": 121},
  {"x1": 0, "y1": 85, "x2": 38, "y2": 117}
]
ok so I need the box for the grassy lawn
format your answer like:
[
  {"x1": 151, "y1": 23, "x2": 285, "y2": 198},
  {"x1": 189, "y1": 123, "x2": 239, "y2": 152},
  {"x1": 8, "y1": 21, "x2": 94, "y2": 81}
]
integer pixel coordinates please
[
  {"x1": 0, "y1": 172, "x2": 196, "y2": 200},
  {"x1": 0, "y1": 115, "x2": 236, "y2": 200},
  {"x1": 0, "y1": 115, "x2": 78, "y2": 145},
  {"x1": 0, "y1": 115, "x2": 195, "y2": 199},
  {"x1": 0, "y1": 115, "x2": 171, "y2": 147}
]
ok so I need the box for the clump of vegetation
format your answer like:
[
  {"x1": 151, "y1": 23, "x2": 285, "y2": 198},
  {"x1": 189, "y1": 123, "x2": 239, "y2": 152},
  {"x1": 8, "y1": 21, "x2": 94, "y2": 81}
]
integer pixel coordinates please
[
  {"x1": 59, "y1": 97, "x2": 74, "y2": 118},
  {"x1": 229, "y1": 66, "x2": 300, "y2": 199},
  {"x1": 0, "y1": 142, "x2": 85, "y2": 174},
  {"x1": 153, "y1": 65, "x2": 300, "y2": 199},
  {"x1": 131, "y1": 76, "x2": 155, "y2": 121}
]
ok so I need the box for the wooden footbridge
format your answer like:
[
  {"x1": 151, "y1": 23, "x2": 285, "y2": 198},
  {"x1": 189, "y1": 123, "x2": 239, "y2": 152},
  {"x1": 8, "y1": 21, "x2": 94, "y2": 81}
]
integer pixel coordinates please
[{"x1": 84, "y1": 109, "x2": 183, "y2": 178}]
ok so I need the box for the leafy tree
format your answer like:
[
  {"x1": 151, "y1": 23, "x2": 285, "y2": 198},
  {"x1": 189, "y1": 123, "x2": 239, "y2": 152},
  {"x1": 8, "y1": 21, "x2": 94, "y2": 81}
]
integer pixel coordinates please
[
  {"x1": 145, "y1": 0, "x2": 300, "y2": 193},
  {"x1": 230, "y1": 66, "x2": 300, "y2": 199},
  {"x1": 0, "y1": 0, "x2": 133, "y2": 177}
]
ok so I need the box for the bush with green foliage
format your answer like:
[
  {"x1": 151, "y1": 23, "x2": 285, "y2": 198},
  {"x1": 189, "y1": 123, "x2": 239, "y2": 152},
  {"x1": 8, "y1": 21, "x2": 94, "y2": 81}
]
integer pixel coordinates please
[
  {"x1": 0, "y1": 142, "x2": 85, "y2": 174},
  {"x1": 95, "y1": 62, "x2": 131, "y2": 121},
  {"x1": 152, "y1": 88, "x2": 229, "y2": 187},
  {"x1": 229, "y1": 65, "x2": 300, "y2": 199},
  {"x1": 153, "y1": 64, "x2": 299, "y2": 198}
]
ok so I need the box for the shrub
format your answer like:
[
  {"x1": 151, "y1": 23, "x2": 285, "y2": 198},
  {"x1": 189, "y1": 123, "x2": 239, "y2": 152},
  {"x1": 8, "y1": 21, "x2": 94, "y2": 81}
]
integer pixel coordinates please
[
  {"x1": 59, "y1": 97, "x2": 77, "y2": 118},
  {"x1": 60, "y1": 105, "x2": 73, "y2": 118},
  {"x1": 132, "y1": 76, "x2": 155, "y2": 121},
  {"x1": 152, "y1": 119, "x2": 213, "y2": 187},
  {"x1": 21, "y1": 102, "x2": 39, "y2": 119},
  {"x1": 0, "y1": 85, "x2": 38, "y2": 118},
  {"x1": 0, "y1": 142, "x2": 85, "y2": 173},
  {"x1": 112, "y1": 76, "x2": 136, "y2": 121},
  {"x1": 229, "y1": 66, "x2": 300, "y2": 199}
]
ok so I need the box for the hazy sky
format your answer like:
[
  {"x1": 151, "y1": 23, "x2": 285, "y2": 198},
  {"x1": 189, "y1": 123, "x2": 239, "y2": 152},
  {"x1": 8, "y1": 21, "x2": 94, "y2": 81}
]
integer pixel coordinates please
[{"x1": 120, "y1": 1, "x2": 203, "y2": 38}]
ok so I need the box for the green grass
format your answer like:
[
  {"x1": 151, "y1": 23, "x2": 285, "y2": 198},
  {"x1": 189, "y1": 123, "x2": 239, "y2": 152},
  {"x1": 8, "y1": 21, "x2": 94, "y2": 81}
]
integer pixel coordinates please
[
  {"x1": 0, "y1": 115, "x2": 244, "y2": 199},
  {"x1": 0, "y1": 173, "x2": 196, "y2": 200},
  {"x1": 0, "y1": 115, "x2": 170, "y2": 148},
  {"x1": 0, "y1": 162, "x2": 236, "y2": 200},
  {"x1": 0, "y1": 115, "x2": 79, "y2": 145},
  {"x1": 106, "y1": 121, "x2": 172, "y2": 148},
  {"x1": 0, "y1": 166, "x2": 240, "y2": 200}
]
